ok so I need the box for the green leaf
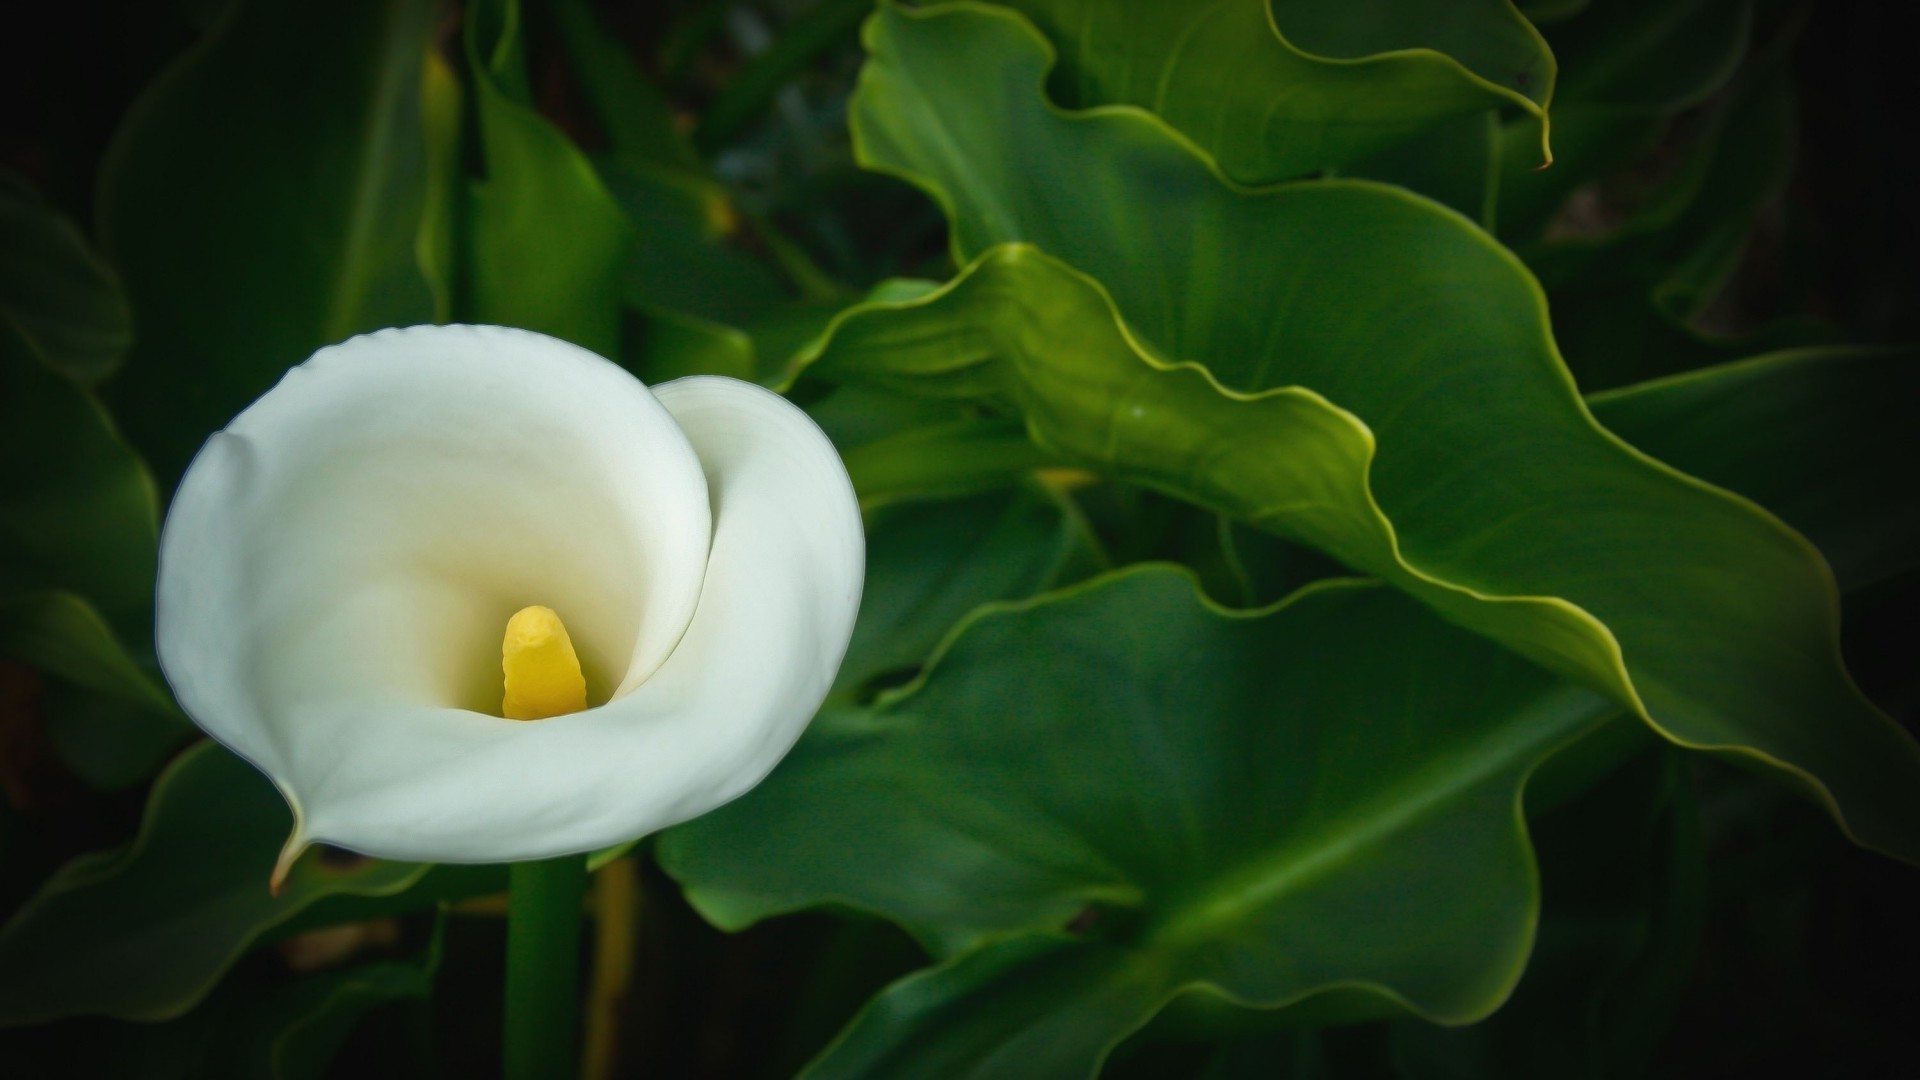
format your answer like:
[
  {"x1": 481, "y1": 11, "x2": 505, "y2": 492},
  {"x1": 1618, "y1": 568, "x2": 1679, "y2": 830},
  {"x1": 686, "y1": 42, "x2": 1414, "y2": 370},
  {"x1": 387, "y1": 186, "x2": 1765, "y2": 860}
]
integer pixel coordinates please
[
  {"x1": 1590, "y1": 348, "x2": 1920, "y2": 593},
  {"x1": 840, "y1": 418, "x2": 1054, "y2": 506},
  {"x1": 41, "y1": 679, "x2": 193, "y2": 790},
  {"x1": 464, "y1": 0, "x2": 633, "y2": 354},
  {"x1": 1393, "y1": 744, "x2": 1705, "y2": 1078},
  {"x1": 976, "y1": 0, "x2": 1551, "y2": 184},
  {"x1": 835, "y1": 485, "x2": 1096, "y2": 699},
  {"x1": 1343, "y1": 109, "x2": 1501, "y2": 226},
  {"x1": 0, "y1": 742, "x2": 429, "y2": 1024},
  {"x1": 1531, "y1": 56, "x2": 1805, "y2": 389},
  {"x1": 1496, "y1": 0, "x2": 1753, "y2": 243},
  {"x1": 824, "y1": 2, "x2": 1920, "y2": 861},
  {"x1": 604, "y1": 159, "x2": 789, "y2": 330},
  {"x1": 554, "y1": 0, "x2": 703, "y2": 174},
  {"x1": 0, "y1": 320, "x2": 156, "y2": 632},
  {"x1": 0, "y1": 319, "x2": 175, "y2": 723},
  {"x1": 98, "y1": 0, "x2": 440, "y2": 486},
  {"x1": 663, "y1": 569, "x2": 1612, "y2": 1078},
  {"x1": 0, "y1": 173, "x2": 132, "y2": 384},
  {"x1": 696, "y1": 0, "x2": 876, "y2": 152},
  {"x1": 0, "y1": 592, "x2": 176, "y2": 718},
  {"x1": 231, "y1": 930, "x2": 441, "y2": 1080}
]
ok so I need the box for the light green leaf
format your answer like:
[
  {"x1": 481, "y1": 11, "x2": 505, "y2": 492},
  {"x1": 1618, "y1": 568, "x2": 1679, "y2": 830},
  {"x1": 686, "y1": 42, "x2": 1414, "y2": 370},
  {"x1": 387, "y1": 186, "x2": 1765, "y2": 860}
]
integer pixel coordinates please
[
  {"x1": 465, "y1": 0, "x2": 633, "y2": 355},
  {"x1": 98, "y1": 0, "x2": 439, "y2": 485},
  {"x1": 1591, "y1": 348, "x2": 1920, "y2": 593},
  {"x1": 840, "y1": 419, "x2": 1053, "y2": 506},
  {"x1": 824, "y1": 2, "x2": 1920, "y2": 860},
  {"x1": 979, "y1": 0, "x2": 1551, "y2": 183},
  {"x1": 0, "y1": 743, "x2": 429, "y2": 1025},
  {"x1": 663, "y1": 569, "x2": 1612, "y2": 1078},
  {"x1": 0, "y1": 174, "x2": 131, "y2": 384}
]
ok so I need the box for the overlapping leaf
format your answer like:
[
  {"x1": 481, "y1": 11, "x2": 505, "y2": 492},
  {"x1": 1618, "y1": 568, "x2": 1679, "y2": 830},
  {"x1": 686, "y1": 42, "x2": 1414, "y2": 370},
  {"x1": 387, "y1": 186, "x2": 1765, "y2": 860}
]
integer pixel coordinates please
[
  {"x1": 664, "y1": 569, "x2": 1613, "y2": 1077},
  {"x1": 99, "y1": 0, "x2": 440, "y2": 485},
  {"x1": 833, "y1": 484, "x2": 1097, "y2": 700},
  {"x1": 0, "y1": 175, "x2": 131, "y2": 384},
  {"x1": 0, "y1": 317, "x2": 175, "y2": 723},
  {"x1": 0, "y1": 743, "x2": 430, "y2": 1024},
  {"x1": 1590, "y1": 348, "x2": 1920, "y2": 593},
  {"x1": 803, "y1": 1, "x2": 1920, "y2": 860},
  {"x1": 1496, "y1": 0, "x2": 1754, "y2": 244},
  {"x1": 978, "y1": 0, "x2": 1552, "y2": 184},
  {"x1": 464, "y1": 0, "x2": 633, "y2": 355}
]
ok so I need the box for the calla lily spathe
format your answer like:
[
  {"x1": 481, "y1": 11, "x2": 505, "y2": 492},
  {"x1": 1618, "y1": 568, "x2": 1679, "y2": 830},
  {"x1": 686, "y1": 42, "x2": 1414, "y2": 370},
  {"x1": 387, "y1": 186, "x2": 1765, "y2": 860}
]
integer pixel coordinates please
[{"x1": 155, "y1": 325, "x2": 863, "y2": 878}]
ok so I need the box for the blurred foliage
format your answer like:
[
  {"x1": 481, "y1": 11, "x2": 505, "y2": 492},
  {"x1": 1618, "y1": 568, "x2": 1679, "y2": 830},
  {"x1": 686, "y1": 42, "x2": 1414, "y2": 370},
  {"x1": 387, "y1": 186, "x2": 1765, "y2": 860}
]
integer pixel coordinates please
[{"x1": 2, "y1": 0, "x2": 1916, "y2": 1077}]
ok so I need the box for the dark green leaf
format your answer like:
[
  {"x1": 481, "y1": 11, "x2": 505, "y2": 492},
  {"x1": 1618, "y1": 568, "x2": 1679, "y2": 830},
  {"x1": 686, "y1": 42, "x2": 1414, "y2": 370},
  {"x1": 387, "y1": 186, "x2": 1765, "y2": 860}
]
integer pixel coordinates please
[
  {"x1": 823, "y1": 2, "x2": 1920, "y2": 861},
  {"x1": 979, "y1": 0, "x2": 1551, "y2": 183},
  {"x1": 0, "y1": 174, "x2": 131, "y2": 384},
  {"x1": 1591, "y1": 348, "x2": 1920, "y2": 592},
  {"x1": 664, "y1": 569, "x2": 1611, "y2": 1078},
  {"x1": 0, "y1": 743, "x2": 428, "y2": 1024},
  {"x1": 835, "y1": 485, "x2": 1096, "y2": 699},
  {"x1": 99, "y1": 0, "x2": 440, "y2": 485},
  {"x1": 0, "y1": 319, "x2": 174, "y2": 723},
  {"x1": 465, "y1": 0, "x2": 633, "y2": 354},
  {"x1": 1393, "y1": 745, "x2": 1705, "y2": 1078},
  {"x1": 1496, "y1": 0, "x2": 1753, "y2": 243}
]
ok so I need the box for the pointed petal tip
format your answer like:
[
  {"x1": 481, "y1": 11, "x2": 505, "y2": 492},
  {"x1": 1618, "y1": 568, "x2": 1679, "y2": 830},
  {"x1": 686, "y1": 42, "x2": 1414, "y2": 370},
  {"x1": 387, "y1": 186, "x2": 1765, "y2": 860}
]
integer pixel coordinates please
[{"x1": 270, "y1": 828, "x2": 309, "y2": 897}]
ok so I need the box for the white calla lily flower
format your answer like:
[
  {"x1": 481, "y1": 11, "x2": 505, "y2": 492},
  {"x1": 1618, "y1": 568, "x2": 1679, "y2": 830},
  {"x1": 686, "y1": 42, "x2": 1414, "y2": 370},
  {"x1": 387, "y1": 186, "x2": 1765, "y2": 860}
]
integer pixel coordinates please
[{"x1": 155, "y1": 325, "x2": 863, "y2": 884}]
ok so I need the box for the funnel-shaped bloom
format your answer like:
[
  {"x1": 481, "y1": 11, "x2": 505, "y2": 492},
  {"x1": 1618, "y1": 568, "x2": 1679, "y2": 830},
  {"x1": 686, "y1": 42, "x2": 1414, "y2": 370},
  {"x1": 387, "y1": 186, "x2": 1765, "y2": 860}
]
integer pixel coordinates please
[{"x1": 155, "y1": 325, "x2": 862, "y2": 875}]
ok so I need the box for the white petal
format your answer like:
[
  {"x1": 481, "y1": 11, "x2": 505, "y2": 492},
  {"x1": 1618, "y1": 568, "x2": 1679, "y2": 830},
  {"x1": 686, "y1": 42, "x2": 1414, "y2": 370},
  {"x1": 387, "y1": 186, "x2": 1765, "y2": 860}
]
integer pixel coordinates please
[
  {"x1": 277, "y1": 375, "x2": 861, "y2": 862},
  {"x1": 315, "y1": 375, "x2": 857, "y2": 860},
  {"x1": 157, "y1": 325, "x2": 717, "y2": 862}
]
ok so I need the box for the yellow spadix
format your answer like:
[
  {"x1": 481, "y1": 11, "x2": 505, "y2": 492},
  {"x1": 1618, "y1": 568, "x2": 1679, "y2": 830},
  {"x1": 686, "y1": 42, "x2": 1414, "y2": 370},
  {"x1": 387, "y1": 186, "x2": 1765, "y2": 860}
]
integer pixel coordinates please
[{"x1": 501, "y1": 605, "x2": 587, "y2": 720}]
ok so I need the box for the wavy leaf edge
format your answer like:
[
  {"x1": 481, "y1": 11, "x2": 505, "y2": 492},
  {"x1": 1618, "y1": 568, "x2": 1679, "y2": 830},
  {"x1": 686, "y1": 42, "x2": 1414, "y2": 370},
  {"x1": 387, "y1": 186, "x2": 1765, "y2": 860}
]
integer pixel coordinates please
[{"x1": 784, "y1": 232, "x2": 1893, "y2": 858}]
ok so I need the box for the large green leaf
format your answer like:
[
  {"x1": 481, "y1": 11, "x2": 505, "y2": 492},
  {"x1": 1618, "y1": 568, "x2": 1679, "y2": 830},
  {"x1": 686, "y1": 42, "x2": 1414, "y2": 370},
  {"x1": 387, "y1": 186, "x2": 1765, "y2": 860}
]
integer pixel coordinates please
[
  {"x1": 0, "y1": 174, "x2": 131, "y2": 384},
  {"x1": 98, "y1": 0, "x2": 439, "y2": 486},
  {"x1": 464, "y1": 0, "x2": 633, "y2": 354},
  {"x1": 977, "y1": 0, "x2": 1550, "y2": 184},
  {"x1": 663, "y1": 569, "x2": 1612, "y2": 1077},
  {"x1": 819, "y1": 2, "x2": 1920, "y2": 860},
  {"x1": 1590, "y1": 348, "x2": 1920, "y2": 593},
  {"x1": 0, "y1": 743, "x2": 429, "y2": 1025}
]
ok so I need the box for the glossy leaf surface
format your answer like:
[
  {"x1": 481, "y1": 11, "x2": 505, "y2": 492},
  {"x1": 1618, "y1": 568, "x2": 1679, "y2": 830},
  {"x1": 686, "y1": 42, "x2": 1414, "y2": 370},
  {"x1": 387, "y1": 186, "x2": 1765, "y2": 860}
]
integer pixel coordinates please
[
  {"x1": 825, "y1": 2, "x2": 1920, "y2": 860},
  {"x1": 665, "y1": 569, "x2": 1612, "y2": 1077},
  {"x1": 982, "y1": 0, "x2": 1551, "y2": 183}
]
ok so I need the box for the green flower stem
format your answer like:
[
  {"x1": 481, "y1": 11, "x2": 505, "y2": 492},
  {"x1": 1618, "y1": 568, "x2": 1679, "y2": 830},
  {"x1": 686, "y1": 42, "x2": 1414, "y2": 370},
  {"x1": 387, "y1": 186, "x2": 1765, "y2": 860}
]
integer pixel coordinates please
[{"x1": 504, "y1": 854, "x2": 589, "y2": 1080}]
